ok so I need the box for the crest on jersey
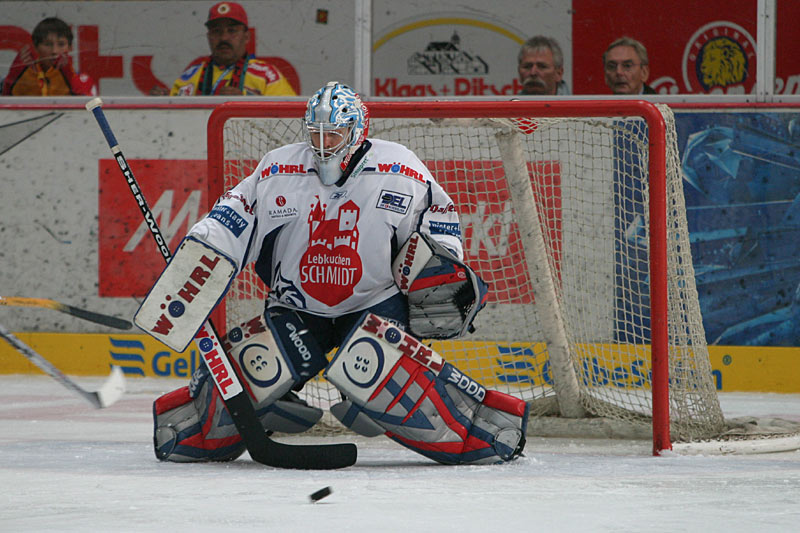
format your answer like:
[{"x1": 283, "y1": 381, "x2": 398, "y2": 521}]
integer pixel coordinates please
[{"x1": 299, "y1": 196, "x2": 363, "y2": 306}]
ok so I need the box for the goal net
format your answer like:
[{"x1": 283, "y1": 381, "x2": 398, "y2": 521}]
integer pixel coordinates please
[{"x1": 206, "y1": 100, "x2": 790, "y2": 454}]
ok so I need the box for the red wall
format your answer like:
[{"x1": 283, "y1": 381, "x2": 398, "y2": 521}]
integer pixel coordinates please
[{"x1": 572, "y1": 0, "x2": 799, "y2": 95}]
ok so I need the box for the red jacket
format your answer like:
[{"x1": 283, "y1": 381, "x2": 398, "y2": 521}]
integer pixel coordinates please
[{"x1": 2, "y1": 43, "x2": 97, "y2": 96}]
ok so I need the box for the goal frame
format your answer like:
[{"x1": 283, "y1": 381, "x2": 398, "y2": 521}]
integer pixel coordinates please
[{"x1": 207, "y1": 100, "x2": 671, "y2": 455}]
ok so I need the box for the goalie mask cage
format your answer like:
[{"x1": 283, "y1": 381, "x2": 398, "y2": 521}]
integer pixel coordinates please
[{"x1": 207, "y1": 100, "x2": 794, "y2": 455}]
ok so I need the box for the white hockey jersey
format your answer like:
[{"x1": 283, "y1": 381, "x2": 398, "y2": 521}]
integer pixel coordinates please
[{"x1": 188, "y1": 138, "x2": 463, "y2": 317}]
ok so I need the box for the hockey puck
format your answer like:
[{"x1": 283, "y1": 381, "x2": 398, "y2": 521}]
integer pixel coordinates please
[{"x1": 309, "y1": 486, "x2": 332, "y2": 502}]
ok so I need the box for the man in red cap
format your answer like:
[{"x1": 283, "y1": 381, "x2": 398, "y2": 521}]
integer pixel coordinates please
[{"x1": 151, "y1": 2, "x2": 296, "y2": 96}]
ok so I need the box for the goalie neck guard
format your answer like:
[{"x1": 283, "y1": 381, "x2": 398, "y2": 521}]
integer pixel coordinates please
[{"x1": 303, "y1": 81, "x2": 370, "y2": 186}]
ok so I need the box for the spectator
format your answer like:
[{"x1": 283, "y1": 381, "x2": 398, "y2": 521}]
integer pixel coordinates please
[
  {"x1": 603, "y1": 37, "x2": 655, "y2": 95},
  {"x1": 1, "y1": 17, "x2": 97, "y2": 96},
  {"x1": 150, "y1": 2, "x2": 296, "y2": 96},
  {"x1": 517, "y1": 36, "x2": 570, "y2": 96}
]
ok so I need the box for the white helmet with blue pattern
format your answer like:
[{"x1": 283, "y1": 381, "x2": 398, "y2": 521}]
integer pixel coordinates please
[{"x1": 303, "y1": 81, "x2": 369, "y2": 185}]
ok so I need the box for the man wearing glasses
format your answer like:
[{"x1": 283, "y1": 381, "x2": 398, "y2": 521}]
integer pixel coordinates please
[
  {"x1": 152, "y1": 2, "x2": 296, "y2": 96},
  {"x1": 603, "y1": 37, "x2": 655, "y2": 95}
]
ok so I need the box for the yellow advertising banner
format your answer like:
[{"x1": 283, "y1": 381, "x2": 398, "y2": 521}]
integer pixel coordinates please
[
  {"x1": 1, "y1": 332, "x2": 799, "y2": 392},
  {"x1": 0, "y1": 332, "x2": 200, "y2": 379}
]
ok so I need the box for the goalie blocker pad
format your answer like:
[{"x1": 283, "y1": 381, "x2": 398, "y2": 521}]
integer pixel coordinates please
[
  {"x1": 135, "y1": 236, "x2": 237, "y2": 352},
  {"x1": 153, "y1": 312, "x2": 329, "y2": 462},
  {"x1": 393, "y1": 231, "x2": 488, "y2": 339},
  {"x1": 325, "y1": 313, "x2": 527, "y2": 465}
]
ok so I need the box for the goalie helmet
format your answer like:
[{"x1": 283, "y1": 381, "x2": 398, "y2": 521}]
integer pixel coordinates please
[{"x1": 303, "y1": 81, "x2": 369, "y2": 185}]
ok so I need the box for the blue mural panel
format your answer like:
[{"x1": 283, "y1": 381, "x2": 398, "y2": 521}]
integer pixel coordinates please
[{"x1": 676, "y1": 112, "x2": 800, "y2": 346}]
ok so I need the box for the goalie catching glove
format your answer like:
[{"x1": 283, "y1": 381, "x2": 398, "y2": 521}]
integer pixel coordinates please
[{"x1": 393, "y1": 231, "x2": 489, "y2": 339}]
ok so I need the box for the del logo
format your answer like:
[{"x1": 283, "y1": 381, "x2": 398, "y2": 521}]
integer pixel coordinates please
[
  {"x1": 377, "y1": 189, "x2": 412, "y2": 214},
  {"x1": 268, "y1": 194, "x2": 298, "y2": 219},
  {"x1": 682, "y1": 21, "x2": 756, "y2": 94},
  {"x1": 261, "y1": 162, "x2": 307, "y2": 178},
  {"x1": 300, "y1": 196, "x2": 363, "y2": 306},
  {"x1": 376, "y1": 162, "x2": 426, "y2": 183}
]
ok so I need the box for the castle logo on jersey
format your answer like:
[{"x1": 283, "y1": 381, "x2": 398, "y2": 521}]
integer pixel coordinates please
[
  {"x1": 300, "y1": 197, "x2": 363, "y2": 306},
  {"x1": 682, "y1": 21, "x2": 756, "y2": 94}
]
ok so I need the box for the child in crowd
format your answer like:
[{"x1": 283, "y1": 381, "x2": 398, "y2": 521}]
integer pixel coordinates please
[{"x1": 2, "y1": 17, "x2": 97, "y2": 96}]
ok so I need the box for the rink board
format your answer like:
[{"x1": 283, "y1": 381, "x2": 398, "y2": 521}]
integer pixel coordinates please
[{"x1": 0, "y1": 332, "x2": 798, "y2": 393}]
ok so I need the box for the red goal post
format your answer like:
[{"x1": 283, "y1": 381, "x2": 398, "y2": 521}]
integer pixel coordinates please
[{"x1": 207, "y1": 100, "x2": 701, "y2": 455}]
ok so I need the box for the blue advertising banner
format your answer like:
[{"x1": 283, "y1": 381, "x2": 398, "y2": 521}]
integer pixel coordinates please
[{"x1": 676, "y1": 112, "x2": 800, "y2": 346}]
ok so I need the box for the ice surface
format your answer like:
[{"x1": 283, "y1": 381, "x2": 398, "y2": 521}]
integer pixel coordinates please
[{"x1": 1, "y1": 376, "x2": 799, "y2": 532}]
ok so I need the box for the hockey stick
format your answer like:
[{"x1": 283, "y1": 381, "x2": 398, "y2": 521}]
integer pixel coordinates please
[
  {"x1": 0, "y1": 322, "x2": 126, "y2": 408},
  {"x1": 85, "y1": 98, "x2": 356, "y2": 470},
  {"x1": 0, "y1": 296, "x2": 133, "y2": 330}
]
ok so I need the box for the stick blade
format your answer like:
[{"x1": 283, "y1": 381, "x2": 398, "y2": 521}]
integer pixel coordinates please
[
  {"x1": 94, "y1": 365, "x2": 126, "y2": 408},
  {"x1": 260, "y1": 441, "x2": 357, "y2": 470}
]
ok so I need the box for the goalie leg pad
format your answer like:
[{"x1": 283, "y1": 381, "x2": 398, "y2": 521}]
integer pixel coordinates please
[
  {"x1": 324, "y1": 313, "x2": 528, "y2": 464},
  {"x1": 224, "y1": 311, "x2": 329, "y2": 432},
  {"x1": 330, "y1": 399, "x2": 387, "y2": 438},
  {"x1": 153, "y1": 365, "x2": 325, "y2": 462},
  {"x1": 224, "y1": 312, "x2": 328, "y2": 405},
  {"x1": 153, "y1": 312, "x2": 329, "y2": 462},
  {"x1": 153, "y1": 369, "x2": 246, "y2": 462}
]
